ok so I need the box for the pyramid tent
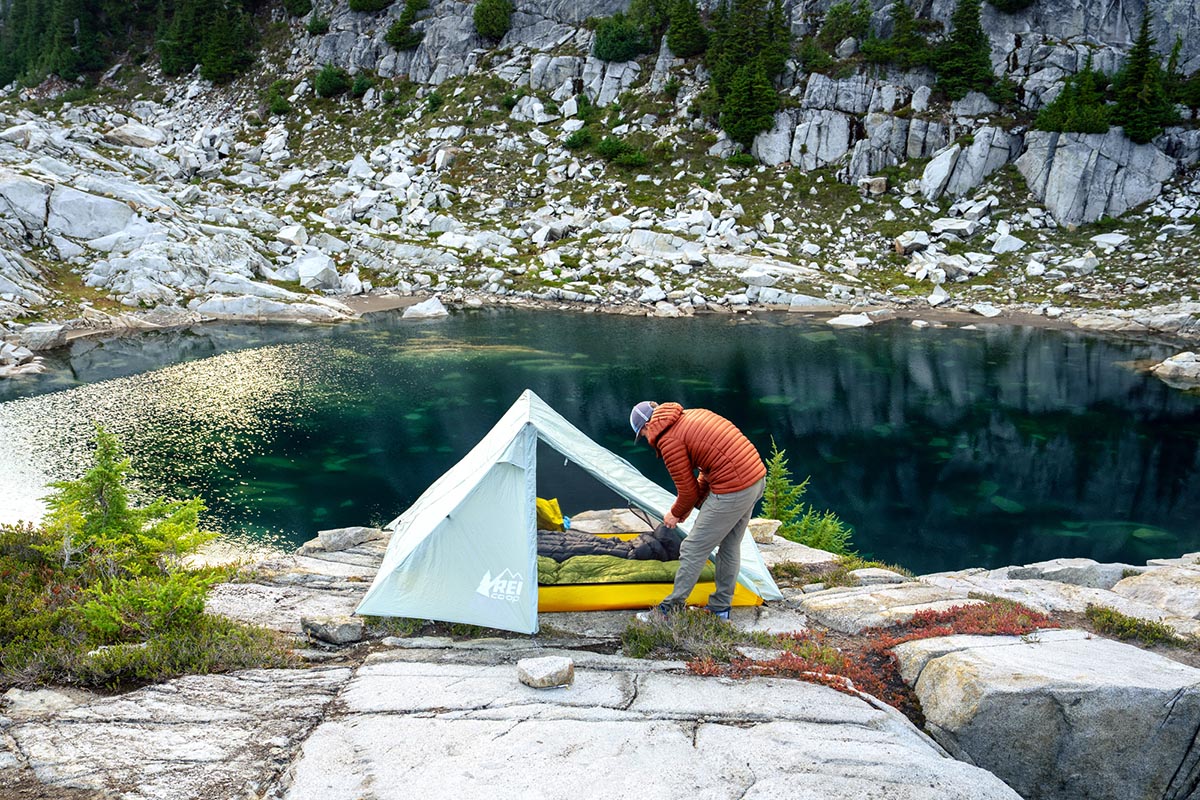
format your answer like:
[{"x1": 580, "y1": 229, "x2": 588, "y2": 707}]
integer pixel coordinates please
[{"x1": 356, "y1": 390, "x2": 783, "y2": 634}]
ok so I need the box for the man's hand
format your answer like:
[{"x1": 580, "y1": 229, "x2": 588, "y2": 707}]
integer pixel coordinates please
[{"x1": 663, "y1": 511, "x2": 680, "y2": 528}]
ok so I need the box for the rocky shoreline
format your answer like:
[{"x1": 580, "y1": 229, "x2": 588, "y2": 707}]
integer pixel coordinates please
[
  {"x1": 2, "y1": 0, "x2": 1199, "y2": 383},
  {"x1": 3, "y1": 513, "x2": 1198, "y2": 799}
]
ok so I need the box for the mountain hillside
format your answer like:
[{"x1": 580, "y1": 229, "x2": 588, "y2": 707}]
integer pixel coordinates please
[{"x1": 0, "y1": 0, "x2": 1198, "y2": 351}]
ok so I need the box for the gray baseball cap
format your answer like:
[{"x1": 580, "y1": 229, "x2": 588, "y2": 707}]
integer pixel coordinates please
[{"x1": 629, "y1": 401, "x2": 656, "y2": 439}]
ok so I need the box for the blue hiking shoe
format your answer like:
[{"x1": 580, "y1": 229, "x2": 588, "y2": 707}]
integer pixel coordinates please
[
  {"x1": 705, "y1": 606, "x2": 731, "y2": 621},
  {"x1": 635, "y1": 602, "x2": 675, "y2": 623}
]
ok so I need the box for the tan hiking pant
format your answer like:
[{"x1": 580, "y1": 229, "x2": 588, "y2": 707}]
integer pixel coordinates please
[{"x1": 661, "y1": 477, "x2": 765, "y2": 613}]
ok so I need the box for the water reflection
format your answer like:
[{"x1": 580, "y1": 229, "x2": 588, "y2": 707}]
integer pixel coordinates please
[{"x1": 1, "y1": 310, "x2": 1197, "y2": 573}]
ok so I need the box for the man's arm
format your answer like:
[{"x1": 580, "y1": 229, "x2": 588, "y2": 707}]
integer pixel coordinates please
[{"x1": 657, "y1": 436, "x2": 701, "y2": 523}]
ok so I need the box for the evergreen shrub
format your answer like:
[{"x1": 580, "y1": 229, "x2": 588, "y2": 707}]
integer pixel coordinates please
[
  {"x1": 314, "y1": 63, "x2": 351, "y2": 97},
  {"x1": 1034, "y1": 56, "x2": 1110, "y2": 134},
  {"x1": 266, "y1": 79, "x2": 293, "y2": 115},
  {"x1": 666, "y1": 0, "x2": 707, "y2": 58},
  {"x1": 473, "y1": 0, "x2": 514, "y2": 40},
  {"x1": 348, "y1": 0, "x2": 392, "y2": 12},
  {"x1": 283, "y1": 0, "x2": 312, "y2": 17},
  {"x1": 719, "y1": 59, "x2": 777, "y2": 148},
  {"x1": 563, "y1": 128, "x2": 594, "y2": 149},
  {"x1": 933, "y1": 0, "x2": 999, "y2": 101},
  {"x1": 595, "y1": 135, "x2": 631, "y2": 159},
  {"x1": 0, "y1": 426, "x2": 295, "y2": 689},
  {"x1": 307, "y1": 15, "x2": 330, "y2": 34},
  {"x1": 594, "y1": 13, "x2": 652, "y2": 62},
  {"x1": 351, "y1": 72, "x2": 373, "y2": 97},
  {"x1": 1110, "y1": 14, "x2": 1177, "y2": 143},
  {"x1": 761, "y1": 439, "x2": 855, "y2": 556},
  {"x1": 817, "y1": 0, "x2": 870, "y2": 51}
]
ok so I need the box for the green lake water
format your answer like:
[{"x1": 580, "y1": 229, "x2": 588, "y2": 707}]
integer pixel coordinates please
[{"x1": 1, "y1": 309, "x2": 1198, "y2": 575}]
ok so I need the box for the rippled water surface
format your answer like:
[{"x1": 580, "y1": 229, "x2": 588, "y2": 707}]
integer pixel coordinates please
[{"x1": 2, "y1": 310, "x2": 1198, "y2": 574}]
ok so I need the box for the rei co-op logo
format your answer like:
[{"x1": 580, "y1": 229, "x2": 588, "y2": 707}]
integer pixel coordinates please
[{"x1": 476, "y1": 569, "x2": 524, "y2": 603}]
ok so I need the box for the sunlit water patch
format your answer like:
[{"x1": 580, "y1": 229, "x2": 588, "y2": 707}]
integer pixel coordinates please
[{"x1": 2, "y1": 309, "x2": 1198, "y2": 573}]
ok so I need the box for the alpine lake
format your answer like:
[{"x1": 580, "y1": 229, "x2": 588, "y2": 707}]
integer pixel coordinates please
[{"x1": 1, "y1": 308, "x2": 1198, "y2": 576}]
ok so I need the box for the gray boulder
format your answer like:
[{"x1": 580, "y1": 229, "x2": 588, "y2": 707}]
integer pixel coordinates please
[
  {"x1": 1005, "y1": 557, "x2": 1141, "y2": 590},
  {"x1": 47, "y1": 185, "x2": 135, "y2": 240},
  {"x1": 316, "y1": 526, "x2": 387, "y2": 552},
  {"x1": 403, "y1": 297, "x2": 449, "y2": 319},
  {"x1": 294, "y1": 252, "x2": 340, "y2": 291},
  {"x1": 302, "y1": 615, "x2": 366, "y2": 645},
  {"x1": 517, "y1": 656, "x2": 575, "y2": 688},
  {"x1": 790, "y1": 109, "x2": 855, "y2": 171},
  {"x1": 1111, "y1": 566, "x2": 1200, "y2": 619},
  {"x1": 1016, "y1": 130, "x2": 1177, "y2": 225},
  {"x1": 0, "y1": 171, "x2": 51, "y2": 240},
  {"x1": 752, "y1": 111, "x2": 795, "y2": 166},
  {"x1": 104, "y1": 123, "x2": 167, "y2": 148},
  {"x1": 189, "y1": 295, "x2": 352, "y2": 322},
  {"x1": 1150, "y1": 351, "x2": 1200, "y2": 388},
  {"x1": 894, "y1": 629, "x2": 1200, "y2": 800}
]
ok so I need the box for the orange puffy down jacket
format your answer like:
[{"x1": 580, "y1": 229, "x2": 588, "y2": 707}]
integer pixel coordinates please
[{"x1": 641, "y1": 403, "x2": 766, "y2": 522}]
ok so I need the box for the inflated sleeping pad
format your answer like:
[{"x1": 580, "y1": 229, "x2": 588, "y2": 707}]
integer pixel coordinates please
[
  {"x1": 537, "y1": 555, "x2": 717, "y2": 585},
  {"x1": 536, "y1": 524, "x2": 682, "y2": 563}
]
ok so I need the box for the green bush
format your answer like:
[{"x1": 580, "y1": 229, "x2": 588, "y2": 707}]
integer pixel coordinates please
[
  {"x1": 1180, "y1": 72, "x2": 1200, "y2": 119},
  {"x1": 628, "y1": 0, "x2": 670, "y2": 38},
  {"x1": 797, "y1": 37, "x2": 834, "y2": 71},
  {"x1": 473, "y1": 0, "x2": 514, "y2": 40},
  {"x1": 719, "y1": 58, "x2": 778, "y2": 148},
  {"x1": 314, "y1": 63, "x2": 351, "y2": 97},
  {"x1": 348, "y1": 0, "x2": 392, "y2": 12},
  {"x1": 614, "y1": 149, "x2": 649, "y2": 168},
  {"x1": 351, "y1": 72, "x2": 374, "y2": 97},
  {"x1": 266, "y1": 79, "x2": 292, "y2": 115},
  {"x1": 386, "y1": 0, "x2": 427, "y2": 50},
  {"x1": 1034, "y1": 55, "x2": 1110, "y2": 134},
  {"x1": 595, "y1": 135, "x2": 631, "y2": 159},
  {"x1": 726, "y1": 152, "x2": 756, "y2": 167},
  {"x1": 760, "y1": 439, "x2": 855, "y2": 556},
  {"x1": 1110, "y1": 14, "x2": 1176, "y2": 143},
  {"x1": 706, "y1": 0, "x2": 792, "y2": 98},
  {"x1": 594, "y1": 13, "x2": 652, "y2": 62},
  {"x1": 817, "y1": 0, "x2": 870, "y2": 51},
  {"x1": 932, "y1": 0, "x2": 998, "y2": 101},
  {"x1": 283, "y1": 0, "x2": 312, "y2": 16},
  {"x1": 0, "y1": 426, "x2": 293, "y2": 689},
  {"x1": 1085, "y1": 604, "x2": 1191, "y2": 647},
  {"x1": 425, "y1": 89, "x2": 445, "y2": 113},
  {"x1": 663, "y1": 76, "x2": 682, "y2": 99},
  {"x1": 861, "y1": 1, "x2": 930, "y2": 69},
  {"x1": 306, "y1": 15, "x2": 330, "y2": 35},
  {"x1": 666, "y1": 0, "x2": 707, "y2": 58},
  {"x1": 563, "y1": 128, "x2": 594, "y2": 149}
]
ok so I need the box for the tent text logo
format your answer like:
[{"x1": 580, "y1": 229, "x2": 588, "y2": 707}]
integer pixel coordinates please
[{"x1": 476, "y1": 570, "x2": 524, "y2": 602}]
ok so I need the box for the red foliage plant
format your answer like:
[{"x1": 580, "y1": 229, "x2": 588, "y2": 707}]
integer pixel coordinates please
[{"x1": 686, "y1": 600, "x2": 1056, "y2": 726}]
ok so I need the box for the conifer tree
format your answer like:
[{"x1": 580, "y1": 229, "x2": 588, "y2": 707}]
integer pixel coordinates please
[
  {"x1": 473, "y1": 0, "x2": 514, "y2": 41},
  {"x1": 720, "y1": 57, "x2": 777, "y2": 148},
  {"x1": 934, "y1": 0, "x2": 995, "y2": 100},
  {"x1": 1111, "y1": 13, "x2": 1176, "y2": 143},
  {"x1": 666, "y1": 0, "x2": 707, "y2": 59},
  {"x1": 1034, "y1": 53, "x2": 1110, "y2": 134}
]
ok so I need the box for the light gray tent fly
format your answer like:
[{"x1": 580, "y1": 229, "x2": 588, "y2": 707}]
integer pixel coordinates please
[{"x1": 356, "y1": 390, "x2": 783, "y2": 633}]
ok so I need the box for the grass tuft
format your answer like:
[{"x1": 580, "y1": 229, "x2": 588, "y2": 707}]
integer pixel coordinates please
[{"x1": 1085, "y1": 604, "x2": 1192, "y2": 648}]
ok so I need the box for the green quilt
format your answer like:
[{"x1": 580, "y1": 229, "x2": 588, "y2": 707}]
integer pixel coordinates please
[{"x1": 538, "y1": 555, "x2": 716, "y2": 585}]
